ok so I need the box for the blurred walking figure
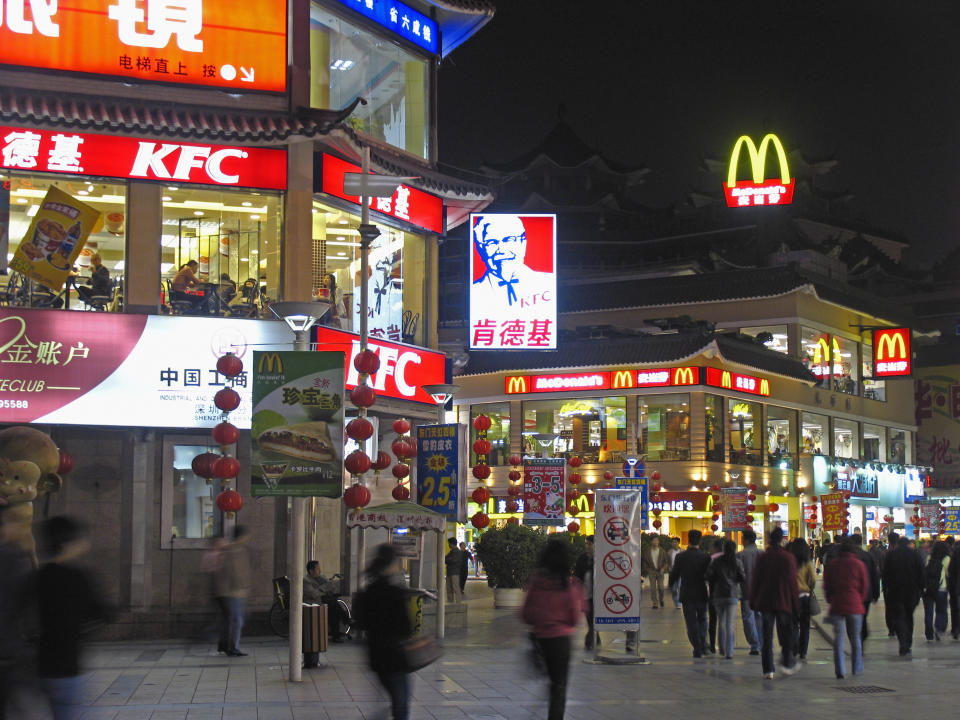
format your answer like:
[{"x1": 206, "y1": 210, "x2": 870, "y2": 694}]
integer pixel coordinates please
[
  {"x1": 882, "y1": 534, "x2": 924, "y2": 656},
  {"x1": 573, "y1": 535, "x2": 597, "y2": 650},
  {"x1": 36, "y1": 516, "x2": 107, "y2": 720},
  {"x1": 737, "y1": 528, "x2": 762, "y2": 655},
  {"x1": 200, "y1": 537, "x2": 226, "y2": 649},
  {"x1": 823, "y1": 538, "x2": 870, "y2": 678},
  {"x1": 459, "y1": 542, "x2": 471, "y2": 594},
  {"x1": 355, "y1": 544, "x2": 413, "y2": 720},
  {"x1": 667, "y1": 537, "x2": 682, "y2": 608},
  {"x1": 642, "y1": 534, "x2": 669, "y2": 609},
  {"x1": 521, "y1": 539, "x2": 584, "y2": 720},
  {"x1": 669, "y1": 530, "x2": 711, "y2": 658},
  {"x1": 215, "y1": 526, "x2": 251, "y2": 657},
  {"x1": 923, "y1": 540, "x2": 950, "y2": 642},
  {"x1": 788, "y1": 539, "x2": 816, "y2": 660},
  {"x1": 705, "y1": 539, "x2": 745, "y2": 659},
  {"x1": 444, "y1": 537, "x2": 464, "y2": 604},
  {"x1": 749, "y1": 527, "x2": 799, "y2": 679},
  {"x1": 0, "y1": 512, "x2": 34, "y2": 720}
]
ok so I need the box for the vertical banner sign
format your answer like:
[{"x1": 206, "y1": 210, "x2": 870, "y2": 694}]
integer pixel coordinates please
[
  {"x1": 820, "y1": 492, "x2": 845, "y2": 533},
  {"x1": 614, "y1": 476, "x2": 649, "y2": 530},
  {"x1": 250, "y1": 351, "x2": 345, "y2": 498},
  {"x1": 594, "y1": 490, "x2": 643, "y2": 631},
  {"x1": 9, "y1": 186, "x2": 101, "y2": 291},
  {"x1": 722, "y1": 487, "x2": 750, "y2": 530},
  {"x1": 943, "y1": 509, "x2": 960, "y2": 535},
  {"x1": 416, "y1": 424, "x2": 460, "y2": 517},
  {"x1": 919, "y1": 501, "x2": 940, "y2": 531},
  {"x1": 523, "y1": 458, "x2": 565, "y2": 526},
  {"x1": 0, "y1": 180, "x2": 9, "y2": 273}
]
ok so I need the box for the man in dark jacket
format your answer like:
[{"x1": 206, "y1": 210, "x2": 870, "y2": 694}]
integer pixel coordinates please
[
  {"x1": 737, "y1": 528, "x2": 762, "y2": 655},
  {"x1": 749, "y1": 527, "x2": 799, "y2": 678},
  {"x1": 949, "y1": 539, "x2": 960, "y2": 639},
  {"x1": 882, "y1": 535, "x2": 924, "y2": 656},
  {"x1": 850, "y1": 534, "x2": 881, "y2": 643},
  {"x1": 669, "y1": 530, "x2": 711, "y2": 657}
]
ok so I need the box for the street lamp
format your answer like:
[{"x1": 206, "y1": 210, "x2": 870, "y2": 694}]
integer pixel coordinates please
[
  {"x1": 533, "y1": 432, "x2": 557, "y2": 459},
  {"x1": 422, "y1": 383, "x2": 460, "y2": 426}
]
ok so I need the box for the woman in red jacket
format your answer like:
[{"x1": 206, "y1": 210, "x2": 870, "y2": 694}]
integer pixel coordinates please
[
  {"x1": 823, "y1": 538, "x2": 870, "y2": 678},
  {"x1": 521, "y1": 539, "x2": 585, "y2": 720}
]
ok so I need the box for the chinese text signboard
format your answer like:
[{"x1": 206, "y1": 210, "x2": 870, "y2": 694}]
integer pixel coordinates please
[
  {"x1": 722, "y1": 487, "x2": 750, "y2": 530},
  {"x1": 9, "y1": 186, "x2": 101, "y2": 291},
  {"x1": 704, "y1": 367, "x2": 770, "y2": 396},
  {"x1": 335, "y1": 0, "x2": 438, "y2": 55},
  {"x1": 833, "y1": 466, "x2": 878, "y2": 499},
  {"x1": 873, "y1": 328, "x2": 911, "y2": 377},
  {"x1": 943, "y1": 510, "x2": 960, "y2": 535},
  {"x1": 470, "y1": 213, "x2": 557, "y2": 351},
  {"x1": 614, "y1": 477, "x2": 649, "y2": 530},
  {"x1": 523, "y1": 458, "x2": 564, "y2": 526},
  {"x1": 594, "y1": 490, "x2": 643, "y2": 631},
  {"x1": 251, "y1": 351, "x2": 345, "y2": 498},
  {"x1": 416, "y1": 424, "x2": 461, "y2": 518},
  {"x1": 820, "y1": 492, "x2": 845, "y2": 532},
  {"x1": 0, "y1": 0, "x2": 287, "y2": 92},
  {"x1": 723, "y1": 134, "x2": 795, "y2": 208}
]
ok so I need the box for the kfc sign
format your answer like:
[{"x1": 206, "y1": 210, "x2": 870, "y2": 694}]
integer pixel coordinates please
[
  {"x1": 873, "y1": 328, "x2": 911, "y2": 377},
  {"x1": 705, "y1": 367, "x2": 771, "y2": 396},
  {"x1": 470, "y1": 213, "x2": 557, "y2": 351},
  {"x1": 0, "y1": 0, "x2": 287, "y2": 92},
  {"x1": 723, "y1": 134, "x2": 795, "y2": 208},
  {"x1": 0, "y1": 126, "x2": 286, "y2": 189},
  {"x1": 314, "y1": 327, "x2": 445, "y2": 404},
  {"x1": 318, "y1": 154, "x2": 444, "y2": 234}
]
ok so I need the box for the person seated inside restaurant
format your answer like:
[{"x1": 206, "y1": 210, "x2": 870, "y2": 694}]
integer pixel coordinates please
[
  {"x1": 75, "y1": 253, "x2": 112, "y2": 305},
  {"x1": 171, "y1": 260, "x2": 206, "y2": 310},
  {"x1": 313, "y1": 273, "x2": 346, "y2": 328},
  {"x1": 303, "y1": 560, "x2": 345, "y2": 642},
  {"x1": 217, "y1": 273, "x2": 237, "y2": 307}
]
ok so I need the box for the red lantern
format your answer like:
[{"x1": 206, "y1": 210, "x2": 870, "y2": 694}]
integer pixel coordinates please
[
  {"x1": 650, "y1": 470, "x2": 661, "y2": 481},
  {"x1": 710, "y1": 524, "x2": 718, "y2": 532},
  {"x1": 471, "y1": 512, "x2": 490, "y2": 529},
  {"x1": 392, "y1": 463, "x2": 410, "y2": 479},
  {"x1": 747, "y1": 504, "x2": 755, "y2": 512},
  {"x1": 405, "y1": 441, "x2": 417, "y2": 458},
  {"x1": 508, "y1": 470, "x2": 521, "y2": 482},
  {"x1": 57, "y1": 449, "x2": 75, "y2": 474},
  {"x1": 508, "y1": 517, "x2": 520, "y2": 525},
  {"x1": 710, "y1": 485, "x2": 720, "y2": 492},
  {"x1": 472, "y1": 487, "x2": 491, "y2": 504},
  {"x1": 349, "y1": 384, "x2": 377, "y2": 408},
  {"x1": 567, "y1": 501, "x2": 580, "y2": 516},
  {"x1": 344, "y1": 450, "x2": 371, "y2": 476},
  {"x1": 392, "y1": 439, "x2": 413, "y2": 458},
  {"x1": 192, "y1": 452, "x2": 219, "y2": 479},
  {"x1": 603, "y1": 471, "x2": 615, "y2": 481},
  {"x1": 769, "y1": 503, "x2": 780, "y2": 512},
  {"x1": 652, "y1": 519, "x2": 662, "y2": 529},
  {"x1": 507, "y1": 484, "x2": 522, "y2": 497},
  {"x1": 811, "y1": 496, "x2": 818, "y2": 502},
  {"x1": 472, "y1": 464, "x2": 491, "y2": 480},
  {"x1": 214, "y1": 387, "x2": 241, "y2": 412},
  {"x1": 372, "y1": 451, "x2": 393, "y2": 471},
  {"x1": 473, "y1": 414, "x2": 492, "y2": 432},
  {"x1": 569, "y1": 473, "x2": 581, "y2": 485},
  {"x1": 212, "y1": 421, "x2": 239, "y2": 446},
  {"x1": 652, "y1": 508, "x2": 662, "y2": 516},
  {"x1": 567, "y1": 521, "x2": 580, "y2": 533},
  {"x1": 568, "y1": 488, "x2": 580, "y2": 500},
  {"x1": 346, "y1": 417, "x2": 375, "y2": 442},
  {"x1": 343, "y1": 484, "x2": 371, "y2": 509},
  {"x1": 843, "y1": 491, "x2": 852, "y2": 500},
  {"x1": 473, "y1": 439, "x2": 492, "y2": 456},
  {"x1": 712, "y1": 513, "x2": 720, "y2": 521},
  {"x1": 746, "y1": 514, "x2": 755, "y2": 523},
  {"x1": 505, "y1": 499, "x2": 519, "y2": 513},
  {"x1": 353, "y1": 349, "x2": 380, "y2": 375},
  {"x1": 392, "y1": 418, "x2": 411, "y2": 435},
  {"x1": 509, "y1": 455, "x2": 523, "y2": 467},
  {"x1": 748, "y1": 483, "x2": 757, "y2": 491},
  {"x1": 216, "y1": 489, "x2": 243, "y2": 513},
  {"x1": 216, "y1": 353, "x2": 243, "y2": 378},
  {"x1": 651, "y1": 483, "x2": 662, "y2": 492},
  {"x1": 391, "y1": 484, "x2": 410, "y2": 501},
  {"x1": 568, "y1": 456, "x2": 582, "y2": 468},
  {"x1": 213, "y1": 455, "x2": 240, "y2": 479}
]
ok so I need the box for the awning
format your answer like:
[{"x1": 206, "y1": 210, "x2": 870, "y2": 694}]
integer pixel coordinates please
[{"x1": 346, "y1": 500, "x2": 447, "y2": 531}]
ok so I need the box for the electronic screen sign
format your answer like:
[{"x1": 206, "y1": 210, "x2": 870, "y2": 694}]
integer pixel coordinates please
[
  {"x1": 0, "y1": 0, "x2": 287, "y2": 91},
  {"x1": 723, "y1": 134, "x2": 795, "y2": 208},
  {"x1": 873, "y1": 328, "x2": 911, "y2": 377}
]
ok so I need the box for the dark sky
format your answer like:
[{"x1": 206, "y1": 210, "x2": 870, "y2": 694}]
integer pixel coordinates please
[{"x1": 437, "y1": 1, "x2": 960, "y2": 265}]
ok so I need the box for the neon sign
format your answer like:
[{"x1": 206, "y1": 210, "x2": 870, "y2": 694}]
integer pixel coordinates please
[
  {"x1": 505, "y1": 367, "x2": 705, "y2": 395},
  {"x1": 704, "y1": 367, "x2": 770, "y2": 396},
  {"x1": 873, "y1": 328, "x2": 911, "y2": 377},
  {"x1": 723, "y1": 134, "x2": 795, "y2": 208}
]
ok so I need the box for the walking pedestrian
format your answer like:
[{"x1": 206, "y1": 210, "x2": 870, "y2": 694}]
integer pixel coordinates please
[
  {"x1": 667, "y1": 537, "x2": 682, "y2": 608},
  {"x1": 0, "y1": 512, "x2": 34, "y2": 720},
  {"x1": 521, "y1": 539, "x2": 584, "y2": 720},
  {"x1": 882, "y1": 534, "x2": 924, "y2": 657},
  {"x1": 704, "y1": 536, "x2": 721, "y2": 655},
  {"x1": 787, "y1": 538, "x2": 816, "y2": 661},
  {"x1": 642, "y1": 534, "x2": 669, "y2": 609},
  {"x1": 823, "y1": 537, "x2": 870, "y2": 678},
  {"x1": 948, "y1": 539, "x2": 960, "y2": 639},
  {"x1": 459, "y1": 542, "x2": 471, "y2": 595},
  {"x1": 573, "y1": 536, "x2": 597, "y2": 650},
  {"x1": 923, "y1": 540, "x2": 950, "y2": 642},
  {"x1": 749, "y1": 527, "x2": 800, "y2": 679},
  {"x1": 883, "y1": 532, "x2": 901, "y2": 637},
  {"x1": 738, "y1": 528, "x2": 762, "y2": 656},
  {"x1": 669, "y1": 530, "x2": 711, "y2": 658},
  {"x1": 850, "y1": 534, "x2": 880, "y2": 643},
  {"x1": 705, "y1": 539, "x2": 745, "y2": 659},
  {"x1": 215, "y1": 525, "x2": 251, "y2": 656},
  {"x1": 444, "y1": 538, "x2": 463, "y2": 604}
]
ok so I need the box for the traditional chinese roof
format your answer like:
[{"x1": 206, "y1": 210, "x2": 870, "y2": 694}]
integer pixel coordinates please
[
  {"x1": 0, "y1": 87, "x2": 361, "y2": 144},
  {"x1": 421, "y1": 0, "x2": 496, "y2": 56}
]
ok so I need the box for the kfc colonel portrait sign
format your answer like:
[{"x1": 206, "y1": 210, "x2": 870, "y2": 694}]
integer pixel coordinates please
[
  {"x1": 0, "y1": 126, "x2": 287, "y2": 190},
  {"x1": 469, "y1": 213, "x2": 557, "y2": 351},
  {"x1": 0, "y1": 0, "x2": 287, "y2": 92}
]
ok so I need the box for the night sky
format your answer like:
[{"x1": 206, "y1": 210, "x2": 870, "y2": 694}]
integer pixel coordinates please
[{"x1": 438, "y1": 1, "x2": 960, "y2": 265}]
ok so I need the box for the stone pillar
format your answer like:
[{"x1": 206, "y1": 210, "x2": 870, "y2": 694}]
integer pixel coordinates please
[
  {"x1": 125, "y1": 433, "x2": 155, "y2": 608},
  {"x1": 282, "y1": 140, "x2": 315, "y2": 301},
  {"x1": 125, "y1": 182, "x2": 162, "y2": 314}
]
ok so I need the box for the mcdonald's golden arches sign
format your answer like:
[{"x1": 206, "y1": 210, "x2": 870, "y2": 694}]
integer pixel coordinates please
[
  {"x1": 873, "y1": 328, "x2": 911, "y2": 377},
  {"x1": 723, "y1": 134, "x2": 795, "y2": 208}
]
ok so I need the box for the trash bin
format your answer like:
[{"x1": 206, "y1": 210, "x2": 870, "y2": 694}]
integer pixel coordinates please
[{"x1": 303, "y1": 603, "x2": 328, "y2": 668}]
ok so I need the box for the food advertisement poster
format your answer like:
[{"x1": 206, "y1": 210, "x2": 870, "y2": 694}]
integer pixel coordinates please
[
  {"x1": 820, "y1": 491, "x2": 845, "y2": 532},
  {"x1": 9, "y1": 186, "x2": 101, "y2": 291},
  {"x1": 251, "y1": 351, "x2": 345, "y2": 498},
  {"x1": 523, "y1": 457, "x2": 565, "y2": 526},
  {"x1": 416, "y1": 423, "x2": 464, "y2": 518},
  {"x1": 722, "y1": 487, "x2": 750, "y2": 530},
  {"x1": 594, "y1": 489, "x2": 643, "y2": 630}
]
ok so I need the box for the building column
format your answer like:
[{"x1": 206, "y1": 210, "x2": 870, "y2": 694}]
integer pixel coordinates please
[
  {"x1": 125, "y1": 182, "x2": 162, "y2": 313},
  {"x1": 124, "y1": 433, "x2": 155, "y2": 608},
  {"x1": 282, "y1": 140, "x2": 315, "y2": 302}
]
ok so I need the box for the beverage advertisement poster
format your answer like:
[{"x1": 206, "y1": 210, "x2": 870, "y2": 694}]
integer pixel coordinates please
[
  {"x1": 523, "y1": 457, "x2": 565, "y2": 526},
  {"x1": 614, "y1": 476, "x2": 649, "y2": 530},
  {"x1": 820, "y1": 492, "x2": 845, "y2": 532},
  {"x1": 9, "y1": 186, "x2": 101, "y2": 291},
  {"x1": 251, "y1": 351, "x2": 345, "y2": 498},
  {"x1": 594, "y1": 490, "x2": 643, "y2": 630},
  {"x1": 416, "y1": 423, "x2": 463, "y2": 518},
  {"x1": 722, "y1": 487, "x2": 750, "y2": 530}
]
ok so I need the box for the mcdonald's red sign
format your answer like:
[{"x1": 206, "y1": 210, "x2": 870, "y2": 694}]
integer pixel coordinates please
[
  {"x1": 873, "y1": 328, "x2": 911, "y2": 377},
  {"x1": 704, "y1": 367, "x2": 771, "y2": 396},
  {"x1": 723, "y1": 134, "x2": 795, "y2": 208}
]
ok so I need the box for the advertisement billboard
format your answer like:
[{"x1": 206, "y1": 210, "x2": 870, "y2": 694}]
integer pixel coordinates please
[
  {"x1": 723, "y1": 134, "x2": 795, "y2": 208},
  {"x1": 722, "y1": 487, "x2": 750, "y2": 530},
  {"x1": 469, "y1": 213, "x2": 557, "y2": 350},
  {"x1": 0, "y1": 0, "x2": 287, "y2": 92},
  {"x1": 523, "y1": 457, "x2": 564, "y2": 526},
  {"x1": 820, "y1": 492, "x2": 845, "y2": 532},
  {"x1": 594, "y1": 489, "x2": 644, "y2": 630},
  {"x1": 416, "y1": 423, "x2": 463, "y2": 518}
]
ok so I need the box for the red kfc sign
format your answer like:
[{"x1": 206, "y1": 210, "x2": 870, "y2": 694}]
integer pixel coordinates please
[
  {"x1": 314, "y1": 327, "x2": 445, "y2": 404},
  {"x1": 0, "y1": 126, "x2": 286, "y2": 190}
]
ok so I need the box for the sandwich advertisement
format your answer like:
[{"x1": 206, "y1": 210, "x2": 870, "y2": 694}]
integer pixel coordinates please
[{"x1": 251, "y1": 351, "x2": 345, "y2": 498}]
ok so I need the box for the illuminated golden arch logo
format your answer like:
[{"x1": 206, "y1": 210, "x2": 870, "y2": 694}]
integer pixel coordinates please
[
  {"x1": 876, "y1": 331, "x2": 907, "y2": 361},
  {"x1": 612, "y1": 370, "x2": 635, "y2": 389},
  {"x1": 505, "y1": 376, "x2": 529, "y2": 394},
  {"x1": 571, "y1": 494, "x2": 591, "y2": 514},
  {"x1": 673, "y1": 367, "x2": 696, "y2": 386},
  {"x1": 759, "y1": 379, "x2": 770, "y2": 396},
  {"x1": 721, "y1": 371, "x2": 732, "y2": 389},
  {"x1": 812, "y1": 336, "x2": 840, "y2": 365},
  {"x1": 723, "y1": 133, "x2": 795, "y2": 208},
  {"x1": 257, "y1": 353, "x2": 283, "y2": 374}
]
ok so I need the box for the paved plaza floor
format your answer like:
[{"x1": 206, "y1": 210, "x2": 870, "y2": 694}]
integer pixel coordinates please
[{"x1": 15, "y1": 580, "x2": 960, "y2": 719}]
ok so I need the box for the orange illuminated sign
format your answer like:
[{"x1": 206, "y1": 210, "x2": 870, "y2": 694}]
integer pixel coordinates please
[
  {"x1": 0, "y1": 0, "x2": 287, "y2": 92},
  {"x1": 873, "y1": 328, "x2": 911, "y2": 377},
  {"x1": 704, "y1": 367, "x2": 771, "y2": 396},
  {"x1": 723, "y1": 134, "x2": 795, "y2": 208}
]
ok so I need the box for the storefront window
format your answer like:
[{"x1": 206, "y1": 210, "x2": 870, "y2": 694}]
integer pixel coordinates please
[
  {"x1": 705, "y1": 395, "x2": 724, "y2": 462},
  {"x1": 310, "y1": 5, "x2": 429, "y2": 159},
  {"x1": 729, "y1": 399, "x2": 762, "y2": 465},
  {"x1": 863, "y1": 423, "x2": 886, "y2": 462},
  {"x1": 311, "y1": 202, "x2": 425, "y2": 345},
  {"x1": 522, "y1": 397, "x2": 626, "y2": 463},
  {"x1": 162, "y1": 187, "x2": 282, "y2": 316},
  {"x1": 471, "y1": 403, "x2": 511, "y2": 466},
  {"x1": 741, "y1": 325, "x2": 789, "y2": 354},
  {"x1": 2, "y1": 172, "x2": 126, "y2": 311},
  {"x1": 164, "y1": 441, "x2": 224, "y2": 546},
  {"x1": 889, "y1": 428, "x2": 911, "y2": 464},
  {"x1": 834, "y1": 418, "x2": 859, "y2": 459},
  {"x1": 800, "y1": 326, "x2": 830, "y2": 385},
  {"x1": 766, "y1": 406, "x2": 798, "y2": 468},
  {"x1": 799, "y1": 327, "x2": 857, "y2": 394},
  {"x1": 862, "y1": 343, "x2": 886, "y2": 401},
  {"x1": 801, "y1": 412, "x2": 828, "y2": 455},
  {"x1": 831, "y1": 335, "x2": 858, "y2": 395},
  {"x1": 638, "y1": 394, "x2": 690, "y2": 461}
]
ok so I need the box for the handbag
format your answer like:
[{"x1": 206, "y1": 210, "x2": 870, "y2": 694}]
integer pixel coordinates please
[
  {"x1": 400, "y1": 635, "x2": 443, "y2": 672},
  {"x1": 807, "y1": 593, "x2": 822, "y2": 616}
]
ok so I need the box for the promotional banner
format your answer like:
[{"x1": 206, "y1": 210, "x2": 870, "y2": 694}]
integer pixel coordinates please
[
  {"x1": 251, "y1": 351, "x2": 345, "y2": 498},
  {"x1": 943, "y1": 509, "x2": 960, "y2": 535},
  {"x1": 722, "y1": 487, "x2": 750, "y2": 530},
  {"x1": 9, "y1": 186, "x2": 101, "y2": 291},
  {"x1": 469, "y1": 213, "x2": 557, "y2": 351},
  {"x1": 594, "y1": 489, "x2": 644, "y2": 631},
  {"x1": 918, "y1": 500, "x2": 940, "y2": 532},
  {"x1": 820, "y1": 492, "x2": 845, "y2": 533},
  {"x1": 416, "y1": 423, "x2": 462, "y2": 518},
  {"x1": 614, "y1": 476, "x2": 649, "y2": 530},
  {"x1": 523, "y1": 457, "x2": 565, "y2": 526}
]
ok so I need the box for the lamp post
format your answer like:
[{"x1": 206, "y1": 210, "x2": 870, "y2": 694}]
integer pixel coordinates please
[
  {"x1": 533, "y1": 433, "x2": 558, "y2": 459},
  {"x1": 422, "y1": 383, "x2": 460, "y2": 426},
  {"x1": 269, "y1": 301, "x2": 327, "y2": 683}
]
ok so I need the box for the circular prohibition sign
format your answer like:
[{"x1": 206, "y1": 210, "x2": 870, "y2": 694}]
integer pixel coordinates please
[
  {"x1": 603, "y1": 584, "x2": 633, "y2": 614},
  {"x1": 602, "y1": 516, "x2": 631, "y2": 546},
  {"x1": 602, "y1": 550, "x2": 632, "y2": 580}
]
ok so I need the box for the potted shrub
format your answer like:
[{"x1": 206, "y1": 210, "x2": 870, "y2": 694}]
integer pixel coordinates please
[{"x1": 476, "y1": 523, "x2": 546, "y2": 608}]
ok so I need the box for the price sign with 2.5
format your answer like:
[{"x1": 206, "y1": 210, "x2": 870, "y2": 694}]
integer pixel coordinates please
[{"x1": 420, "y1": 475, "x2": 453, "y2": 508}]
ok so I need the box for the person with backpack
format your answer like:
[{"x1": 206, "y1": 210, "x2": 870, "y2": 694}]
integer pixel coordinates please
[
  {"x1": 923, "y1": 541, "x2": 950, "y2": 642},
  {"x1": 705, "y1": 539, "x2": 746, "y2": 659}
]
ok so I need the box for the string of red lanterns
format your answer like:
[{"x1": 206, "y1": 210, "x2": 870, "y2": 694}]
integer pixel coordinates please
[
  {"x1": 470, "y1": 414, "x2": 492, "y2": 529},
  {"x1": 344, "y1": 350, "x2": 379, "y2": 509},
  {"x1": 390, "y1": 418, "x2": 414, "y2": 501}
]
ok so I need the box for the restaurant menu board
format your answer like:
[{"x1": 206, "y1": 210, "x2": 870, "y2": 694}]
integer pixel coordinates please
[
  {"x1": 594, "y1": 490, "x2": 643, "y2": 631},
  {"x1": 416, "y1": 424, "x2": 464, "y2": 519},
  {"x1": 9, "y1": 186, "x2": 101, "y2": 291},
  {"x1": 523, "y1": 458, "x2": 565, "y2": 526},
  {"x1": 722, "y1": 487, "x2": 750, "y2": 530},
  {"x1": 251, "y1": 351, "x2": 345, "y2": 498},
  {"x1": 820, "y1": 492, "x2": 845, "y2": 533}
]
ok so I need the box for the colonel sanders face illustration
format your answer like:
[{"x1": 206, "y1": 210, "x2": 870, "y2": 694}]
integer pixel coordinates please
[{"x1": 473, "y1": 215, "x2": 528, "y2": 281}]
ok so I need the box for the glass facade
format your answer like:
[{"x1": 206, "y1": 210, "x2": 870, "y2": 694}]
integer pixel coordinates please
[
  {"x1": 889, "y1": 428, "x2": 911, "y2": 463},
  {"x1": 729, "y1": 399, "x2": 762, "y2": 465},
  {"x1": 802, "y1": 412, "x2": 828, "y2": 455},
  {"x1": 522, "y1": 397, "x2": 626, "y2": 462},
  {"x1": 831, "y1": 335, "x2": 858, "y2": 395},
  {"x1": 741, "y1": 324, "x2": 789, "y2": 354},
  {"x1": 766, "y1": 406, "x2": 798, "y2": 468},
  {"x1": 863, "y1": 423, "x2": 886, "y2": 462},
  {"x1": 834, "y1": 418, "x2": 858, "y2": 459},
  {"x1": 705, "y1": 394, "x2": 724, "y2": 462},
  {"x1": 799, "y1": 327, "x2": 858, "y2": 395},
  {"x1": 861, "y1": 342, "x2": 887, "y2": 401},
  {"x1": 637, "y1": 393, "x2": 690, "y2": 461},
  {"x1": 471, "y1": 403, "x2": 511, "y2": 466}
]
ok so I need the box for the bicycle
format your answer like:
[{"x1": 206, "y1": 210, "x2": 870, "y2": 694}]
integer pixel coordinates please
[{"x1": 269, "y1": 574, "x2": 355, "y2": 640}]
